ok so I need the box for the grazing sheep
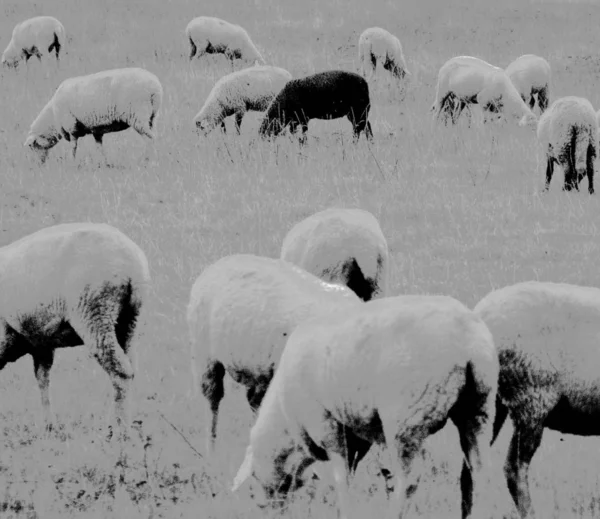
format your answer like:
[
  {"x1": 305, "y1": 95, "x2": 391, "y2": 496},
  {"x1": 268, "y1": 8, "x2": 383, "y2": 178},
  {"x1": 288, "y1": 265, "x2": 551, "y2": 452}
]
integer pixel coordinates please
[
  {"x1": 0, "y1": 223, "x2": 150, "y2": 457},
  {"x1": 431, "y1": 55, "x2": 538, "y2": 128},
  {"x1": 186, "y1": 254, "x2": 361, "y2": 455},
  {"x1": 24, "y1": 67, "x2": 163, "y2": 164},
  {"x1": 474, "y1": 281, "x2": 600, "y2": 519},
  {"x1": 194, "y1": 65, "x2": 292, "y2": 135},
  {"x1": 1, "y1": 16, "x2": 65, "y2": 68},
  {"x1": 358, "y1": 27, "x2": 410, "y2": 82},
  {"x1": 537, "y1": 96, "x2": 597, "y2": 194},
  {"x1": 232, "y1": 294, "x2": 499, "y2": 519},
  {"x1": 505, "y1": 54, "x2": 551, "y2": 115},
  {"x1": 186, "y1": 16, "x2": 265, "y2": 66},
  {"x1": 280, "y1": 208, "x2": 389, "y2": 301},
  {"x1": 259, "y1": 70, "x2": 374, "y2": 144}
]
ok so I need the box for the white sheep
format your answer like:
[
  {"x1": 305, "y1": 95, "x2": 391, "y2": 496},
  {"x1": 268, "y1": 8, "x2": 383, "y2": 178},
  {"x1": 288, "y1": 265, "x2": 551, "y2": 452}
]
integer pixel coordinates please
[
  {"x1": 1, "y1": 16, "x2": 66, "y2": 68},
  {"x1": 280, "y1": 208, "x2": 389, "y2": 301},
  {"x1": 431, "y1": 55, "x2": 538, "y2": 128},
  {"x1": 186, "y1": 17, "x2": 265, "y2": 66},
  {"x1": 0, "y1": 222, "x2": 150, "y2": 463},
  {"x1": 537, "y1": 96, "x2": 597, "y2": 194},
  {"x1": 357, "y1": 27, "x2": 410, "y2": 82},
  {"x1": 505, "y1": 54, "x2": 551, "y2": 115},
  {"x1": 24, "y1": 67, "x2": 163, "y2": 164},
  {"x1": 194, "y1": 65, "x2": 292, "y2": 135},
  {"x1": 232, "y1": 294, "x2": 499, "y2": 519},
  {"x1": 186, "y1": 253, "x2": 361, "y2": 455},
  {"x1": 474, "y1": 281, "x2": 600, "y2": 519}
]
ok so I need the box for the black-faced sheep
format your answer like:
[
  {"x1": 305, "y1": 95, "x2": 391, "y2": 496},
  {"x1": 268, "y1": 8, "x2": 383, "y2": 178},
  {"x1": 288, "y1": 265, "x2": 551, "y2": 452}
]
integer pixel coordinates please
[
  {"x1": 505, "y1": 54, "x2": 551, "y2": 115},
  {"x1": 358, "y1": 27, "x2": 410, "y2": 83},
  {"x1": 258, "y1": 70, "x2": 374, "y2": 144}
]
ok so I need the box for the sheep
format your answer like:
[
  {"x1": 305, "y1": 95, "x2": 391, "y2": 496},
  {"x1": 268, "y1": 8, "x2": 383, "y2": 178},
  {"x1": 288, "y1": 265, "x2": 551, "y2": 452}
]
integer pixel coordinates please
[
  {"x1": 474, "y1": 281, "x2": 600, "y2": 519},
  {"x1": 280, "y1": 208, "x2": 389, "y2": 302},
  {"x1": 259, "y1": 70, "x2": 374, "y2": 144},
  {"x1": 537, "y1": 96, "x2": 597, "y2": 194},
  {"x1": 0, "y1": 222, "x2": 150, "y2": 464},
  {"x1": 1, "y1": 16, "x2": 66, "y2": 68},
  {"x1": 357, "y1": 27, "x2": 410, "y2": 83},
  {"x1": 186, "y1": 253, "x2": 361, "y2": 456},
  {"x1": 232, "y1": 294, "x2": 499, "y2": 519},
  {"x1": 186, "y1": 16, "x2": 265, "y2": 66},
  {"x1": 194, "y1": 65, "x2": 292, "y2": 136},
  {"x1": 431, "y1": 55, "x2": 538, "y2": 128},
  {"x1": 505, "y1": 54, "x2": 551, "y2": 115},
  {"x1": 24, "y1": 67, "x2": 163, "y2": 165}
]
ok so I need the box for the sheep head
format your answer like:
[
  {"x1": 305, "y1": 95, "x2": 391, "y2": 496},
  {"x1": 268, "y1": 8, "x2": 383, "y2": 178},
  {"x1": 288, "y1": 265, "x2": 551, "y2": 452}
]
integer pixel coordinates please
[{"x1": 24, "y1": 133, "x2": 59, "y2": 163}]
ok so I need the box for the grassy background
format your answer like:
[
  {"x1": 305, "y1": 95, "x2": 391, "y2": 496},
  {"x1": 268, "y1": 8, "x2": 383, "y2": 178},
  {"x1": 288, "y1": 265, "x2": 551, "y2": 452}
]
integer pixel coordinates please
[{"x1": 2, "y1": 0, "x2": 600, "y2": 517}]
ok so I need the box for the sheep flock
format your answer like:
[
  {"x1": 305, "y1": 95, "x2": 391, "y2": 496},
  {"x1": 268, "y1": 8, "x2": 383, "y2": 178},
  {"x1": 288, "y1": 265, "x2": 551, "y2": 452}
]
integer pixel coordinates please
[{"x1": 3, "y1": 2, "x2": 600, "y2": 518}]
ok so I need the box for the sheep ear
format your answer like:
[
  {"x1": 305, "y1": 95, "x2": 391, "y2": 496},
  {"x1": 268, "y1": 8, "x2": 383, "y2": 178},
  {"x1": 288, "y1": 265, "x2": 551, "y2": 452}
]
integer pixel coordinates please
[{"x1": 231, "y1": 445, "x2": 254, "y2": 492}]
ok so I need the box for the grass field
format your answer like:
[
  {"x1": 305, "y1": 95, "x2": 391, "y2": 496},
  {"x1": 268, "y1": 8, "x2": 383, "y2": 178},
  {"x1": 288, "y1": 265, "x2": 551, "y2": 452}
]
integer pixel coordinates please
[{"x1": 2, "y1": 0, "x2": 600, "y2": 517}]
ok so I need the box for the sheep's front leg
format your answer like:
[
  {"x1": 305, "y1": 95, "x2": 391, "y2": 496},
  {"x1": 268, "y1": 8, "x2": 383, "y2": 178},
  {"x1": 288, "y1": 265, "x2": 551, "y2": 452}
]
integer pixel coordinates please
[
  {"x1": 587, "y1": 144, "x2": 595, "y2": 194},
  {"x1": 544, "y1": 156, "x2": 554, "y2": 191},
  {"x1": 70, "y1": 137, "x2": 79, "y2": 160},
  {"x1": 330, "y1": 452, "x2": 354, "y2": 519},
  {"x1": 92, "y1": 133, "x2": 109, "y2": 165},
  {"x1": 32, "y1": 349, "x2": 56, "y2": 434},
  {"x1": 234, "y1": 112, "x2": 244, "y2": 134},
  {"x1": 201, "y1": 359, "x2": 226, "y2": 455}
]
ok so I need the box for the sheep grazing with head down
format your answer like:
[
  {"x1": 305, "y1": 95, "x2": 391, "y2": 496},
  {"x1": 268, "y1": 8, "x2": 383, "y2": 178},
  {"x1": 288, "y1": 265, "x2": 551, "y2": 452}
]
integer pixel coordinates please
[
  {"x1": 0, "y1": 222, "x2": 150, "y2": 465},
  {"x1": 24, "y1": 67, "x2": 163, "y2": 165},
  {"x1": 194, "y1": 65, "x2": 292, "y2": 135},
  {"x1": 431, "y1": 55, "x2": 538, "y2": 128},
  {"x1": 186, "y1": 16, "x2": 265, "y2": 66},
  {"x1": 259, "y1": 70, "x2": 373, "y2": 144},
  {"x1": 232, "y1": 294, "x2": 499, "y2": 519},
  {"x1": 358, "y1": 27, "x2": 410, "y2": 83},
  {"x1": 186, "y1": 254, "x2": 361, "y2": 456},
  {"x1": 537, "y1": 96, "x2": 597, "y2": 194},
  {"x1": 280, "y1": 208, "x2": 389, "y2": 301},
  {"x1": 474, "y1": 281, "x2": 600, "y2": 519},
  {"x1": 505, "y1": 54, "x2": 551, "y2": 115},
  {"x1": 2, "y1": 16, "x2": 66, "y2": 68}
]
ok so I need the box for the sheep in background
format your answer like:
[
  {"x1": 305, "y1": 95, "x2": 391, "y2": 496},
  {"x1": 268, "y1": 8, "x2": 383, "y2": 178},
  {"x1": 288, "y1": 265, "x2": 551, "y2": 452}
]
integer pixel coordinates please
[
  {"x1": 232, "y1": 294, "x2": 499, "y2": 519},
  {"x1": 474, "y1": 281, "x2": 600, "y2": 519},
  {"x1": 431, "y1": 55, "x2": 538, "y2": 128},
  {"x1": 259, "y1": 70, "x2": 373, "y2": 144},
  {"x1": 358, "y1": 27, "x2": 410, "y2": 83},
  {"x1": 186, "y1": 254, "x2": 361, "y2": 455},
  {"x1": 280, "y1": 208, "x2": 389, "y2": 301},
  {"x1": 186, "y1": 17, "x2": 265, "y2": 67},
  {"x1": 1, "y1": 16, "x2": 65, "y2": 68},
  {"x1": 505, "y1": 54, "x2": 551, "y2": 115},
  {"x1": 24, "y1": 67, "x2": 163, "y2": 165},
  {"x1": 537, "y1": 96, "x2": 597, "y2": 194},
  {"x1": 194, "y1": 65, "x2": 292, "y2": 135}
]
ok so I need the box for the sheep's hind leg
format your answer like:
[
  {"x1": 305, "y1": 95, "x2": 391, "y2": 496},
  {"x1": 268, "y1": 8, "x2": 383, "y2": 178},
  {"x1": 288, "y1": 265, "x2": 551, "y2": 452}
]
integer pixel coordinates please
[
  {"x1": 544, "y1": 156, "x2": 555, "y2": 192},
  {"x1": 234, "y1": 112, "x2": 244, "y2": 134},
  {"x1": 92, "y1": 133, "x2": 109, "y2": 165},
  {"x1": 201, "y1": 359, "x2": 226, "y2": 455},
  {"x1": 32, "y1": 349, "x2": 56, "y2": 435},
  {"x1": 587, "y1": 143, "x2": 595, "y2": 194}
]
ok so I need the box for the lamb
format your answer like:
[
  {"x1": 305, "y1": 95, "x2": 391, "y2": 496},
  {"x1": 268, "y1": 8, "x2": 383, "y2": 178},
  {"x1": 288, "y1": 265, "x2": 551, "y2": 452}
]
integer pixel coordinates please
[
  {"x1": 0, "y1": 223, "x2": 150, "y2": 462},
  {"x1": 357, "y1": 27, "x2": 410, "y2": 82},
  {"x1": 1, "y1": 16, "x2": 66, "y2": 68},
  {"x1": 280, "y1": 208, "x2": 389, "y2": 301},
  {"x1": 537, "y1": 96, "x2": 597, "y2": 194},
  {"x1": 259, "y1": 70, "x2": 374, "y2": 144},
  {"x1": 505, "y1": 54, "x2": 551, "y2": 115},
  {"x1": 474, "y1": 281, "x2": 600, "y2": 519},
  {"x1": 186, "y1": 253, "x2": 361, "y2": 455},
  {"x1": 186, "y1": 16, "x2": 265, "y2": 66},
  {"x1": 431, "y1": 55, "x2": 538, "y2": 128},
  {"x1": 194, "y1": 65, "x2": 292, "y2": 136},
  {"x1": 232, "y1": 294, "x2": 499, "y2": 519},
  {"x1": 24, "y1": 67, "x2": 163, "y2": 164}
]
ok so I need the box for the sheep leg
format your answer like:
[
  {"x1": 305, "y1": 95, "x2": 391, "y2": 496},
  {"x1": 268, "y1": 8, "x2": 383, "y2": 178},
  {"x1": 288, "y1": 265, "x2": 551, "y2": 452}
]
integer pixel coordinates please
[
  {"x1": 201, "y1": 359, "x2": 226, "y2": 455},
  {"x1": 330, "y1": 452, "x2": 354, "y2": 519},
  {"x1": 32, "y1": 349, "x2": 56, "y2": 434},
  {"x1": 188, "y1": 38, "x2": 197, "y2": 60},
  {"x1": 537, "y1": 87, "x2": 549, "y2": 113},
  {"x1": 70, "y1": 137, "x2": 79, "y2": 160},
  {"x1": 544, "y1": 156, "x2": 555, "y2": 191},
  {"x1": 363, "y1": 52, "x2": 376, "y2": 81},
  {"x1": 299, "y1": 124, "x2": 309, "y2": 146},
  {"x1": 245, "y1": 369, "x2": 274, "y2": 412},
  {"x1": 93, "y1": 133, "x2": 109, "y2": 165},
  {"x1": 234, "y1": 112, "x2": 244, "y2": 135},
  {"x1": 587, "y1": 143, "x2": 595, "y2": 194}
]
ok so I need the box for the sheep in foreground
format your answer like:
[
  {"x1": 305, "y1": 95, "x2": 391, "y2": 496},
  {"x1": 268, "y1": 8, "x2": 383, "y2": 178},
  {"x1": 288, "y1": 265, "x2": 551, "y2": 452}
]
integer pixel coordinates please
[
  {"x1": 537, "y1": 96, "x2": 597, "y2": 194},
  {"x1": 0, "y1": 223, "x2": 150, "y2": 461},
  {"x1": 280, "y1": 208, "x2": 389, "y2": 301},
  {"x1": 358, "y1": 27, "x2": 410, "y2": 83},
  {"x1": 186, "y1": 254, "x2": 361, "y2": 455},
  {"x1": 505, "y1": 54, "x2": 551, "y2": 115},
  {"x1": 259, "y1": 70, "x2": 373, "y2": 144},
  {"x1": 431, "y1": 55, "x2": 538, "y2": 127},
  {"x1": 194, "y1": 65, "x2": 292, "y2": 135},
  {"x1": 186, "y1": 16, "x2": 265, "y2": 66},
  {"x1": 24, "y1": 67, "x2": 163, "y2": 164},
  {"x1": 232, "y1": 294, "x2": 499, "y2": 519},
  {"x1": 1, "y1": 16, "x2": 65, "y2": 68},
  {"x1": 474, "y1": 281, "x2": 600, "y2": 519}
]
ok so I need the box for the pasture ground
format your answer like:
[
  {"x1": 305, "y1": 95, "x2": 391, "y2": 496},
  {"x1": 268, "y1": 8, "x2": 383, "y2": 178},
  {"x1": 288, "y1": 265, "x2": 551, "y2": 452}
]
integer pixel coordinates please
[{"x1": 2, "y1": 0, "x2": 600, "y2": 517}]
